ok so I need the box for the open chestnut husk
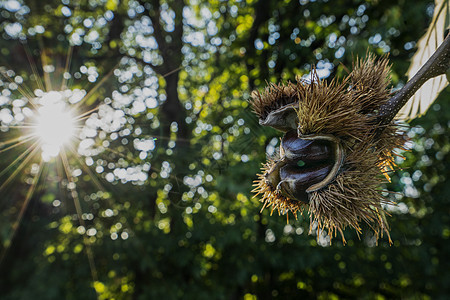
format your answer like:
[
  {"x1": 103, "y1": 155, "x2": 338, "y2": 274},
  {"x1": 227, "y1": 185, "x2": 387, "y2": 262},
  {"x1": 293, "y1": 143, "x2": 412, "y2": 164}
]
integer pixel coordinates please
[
  {"x1": 263, "y1": 130, "x2": 344, "y2": 203},
  {"x1": 251, "y1": 55, "x2": 405, "y2": 244}
]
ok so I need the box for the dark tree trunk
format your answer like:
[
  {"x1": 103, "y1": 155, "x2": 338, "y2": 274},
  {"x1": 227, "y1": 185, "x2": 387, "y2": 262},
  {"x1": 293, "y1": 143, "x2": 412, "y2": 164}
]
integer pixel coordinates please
[{"x1": 161, "y1": 71, "x2": 190, "y2": 144}]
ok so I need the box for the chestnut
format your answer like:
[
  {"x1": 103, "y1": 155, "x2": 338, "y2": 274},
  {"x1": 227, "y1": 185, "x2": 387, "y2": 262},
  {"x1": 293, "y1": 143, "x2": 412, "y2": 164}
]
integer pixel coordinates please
[
  {"x1": 281, "y1": 130, "x2": 333, "y2": 163},
  {"x1": 264, "y1": 130, "x2": 344, "y2": 204},
  {"x1": 279, "y1": 163, "x2": 332, "y2": 202}
]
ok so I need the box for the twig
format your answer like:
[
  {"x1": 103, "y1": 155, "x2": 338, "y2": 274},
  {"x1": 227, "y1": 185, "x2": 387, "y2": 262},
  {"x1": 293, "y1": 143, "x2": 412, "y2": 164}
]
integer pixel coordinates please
[{"x1": 377, "y1": 32, "x2": 450, "y2": 126}]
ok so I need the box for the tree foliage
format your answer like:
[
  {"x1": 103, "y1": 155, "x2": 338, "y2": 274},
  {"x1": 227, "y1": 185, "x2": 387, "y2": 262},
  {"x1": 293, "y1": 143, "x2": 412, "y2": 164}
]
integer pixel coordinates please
[{"x1": 0, "y1": 0, "x2": 448, "y2": 299}]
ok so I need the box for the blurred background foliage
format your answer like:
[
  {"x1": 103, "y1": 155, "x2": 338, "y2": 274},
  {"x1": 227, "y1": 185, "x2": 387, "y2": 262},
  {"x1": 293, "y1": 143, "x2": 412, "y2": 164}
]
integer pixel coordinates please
[{"x1": 0, "y1": 0, "x2": 449, "y2": 299}]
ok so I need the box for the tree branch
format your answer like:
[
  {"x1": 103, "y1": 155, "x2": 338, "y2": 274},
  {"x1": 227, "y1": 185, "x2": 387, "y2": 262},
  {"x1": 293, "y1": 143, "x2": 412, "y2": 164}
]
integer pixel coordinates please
[{"x1": 377, "y1": 32, "x2": 450, "y2": 126}]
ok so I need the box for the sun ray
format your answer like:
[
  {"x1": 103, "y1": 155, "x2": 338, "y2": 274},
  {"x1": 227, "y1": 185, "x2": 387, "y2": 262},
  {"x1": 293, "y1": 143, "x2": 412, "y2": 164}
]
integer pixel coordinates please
[
  {"x1": 39, "y1": 47, "x2": 52, "y2": 92},
  {"x1": 102, "y1": 145, "x2": 127, "y2": 158},
  {"x1": 0, "y1": 135, "x2": 37, "y2": 154},
  {"x1": 0, "y1": 68, "x2": 36, "y2": 107},
  {"x1": 66, "y1": 145, "x2": 141, "y2": 248},
  {"x1": 67, "y1": 143, "x2": 106, "y2": 193},
  {"x1": 0, "y1": 158, "x2": 44, "y2": 264},
  {"x1": 0, "y1": 141, "x2": 40, "y2": 178},
  {"x1": 60, "y1": 0, "x2": 82, "y2": 92},
  {"x1": 6, "y1": 125, "x2": 33, "y2": 129},
  {"x1": 60, "y1": 150, "x2": 99, "y2": 290},
  {"x1": 60, "y1": 45, "x2": 74, "y2": 91},
  {"x1": 55, "y1": 156, "x2": 69, "y2": 215},
  {"x1": 75, "y1": 114, "x2": 97, "y2": 123},
  {"x1": 74, "y1": 63, "x2": 119, "y2": 111},
  {"x1": 0, "y1": 143, "x2": 41, "y2": 192},
  {"x1": 22, "y1": 41, "x2": 46, "y2": 93},
  {"x1": 22, "y1": 41, "x2": 49, "y2": 100},
  {"x1": 8, "y1": 121, "x2": 38, "y2": 126},
  {"x1": 74, "y1": 106, "x2": 100, "y2": 122},
  {"x1": 0, "y1": 133, "x2": 35, "y2": 148}
]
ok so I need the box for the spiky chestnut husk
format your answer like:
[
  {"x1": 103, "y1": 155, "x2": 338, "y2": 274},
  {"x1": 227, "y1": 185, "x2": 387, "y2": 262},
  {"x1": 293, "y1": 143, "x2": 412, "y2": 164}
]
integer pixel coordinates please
[{"x1": 251, "y1": 55, "x2": 406, "y2": 244}]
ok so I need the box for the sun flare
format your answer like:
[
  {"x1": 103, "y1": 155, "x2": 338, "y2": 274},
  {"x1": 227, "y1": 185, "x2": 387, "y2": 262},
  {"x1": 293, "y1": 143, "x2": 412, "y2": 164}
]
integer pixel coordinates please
[{"x1": 33, "y1": 91, "x2": 77, "y2": 160}]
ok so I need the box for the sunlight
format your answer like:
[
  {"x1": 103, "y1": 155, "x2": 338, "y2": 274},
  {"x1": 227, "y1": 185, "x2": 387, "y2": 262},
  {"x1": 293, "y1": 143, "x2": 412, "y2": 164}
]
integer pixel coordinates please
[{"x1": 34, "y1": 91, "x2": 76, "y2": 161}]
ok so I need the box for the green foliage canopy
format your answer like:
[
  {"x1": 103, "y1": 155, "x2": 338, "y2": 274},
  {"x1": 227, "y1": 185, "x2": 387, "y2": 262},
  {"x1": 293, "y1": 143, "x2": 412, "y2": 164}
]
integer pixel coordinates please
[{"x1": 0, "y1": 0, "x2": 448, "y2": 299}]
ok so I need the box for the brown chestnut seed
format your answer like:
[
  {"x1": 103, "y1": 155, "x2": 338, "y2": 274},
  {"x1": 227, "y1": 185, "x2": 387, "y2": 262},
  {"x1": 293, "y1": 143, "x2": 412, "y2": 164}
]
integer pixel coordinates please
[
  {"x1": 281, "y1": 130, "x2": 333, "y2": 163},
  {"x1": 300, "y1": 134, "x2": 344, "y2": 193},
  {"x1": 278, "y1": 130, "x2": 335, "y2": 201},
  {"x1": 263, "y1": 133, "x2": 344, "y2": 201},
  {"x1": 279, "y1": 164, "x2": 333, "y2": 203},
  {"x1": 276, "y1": 132, "x2": 345, "y2": 199}
]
